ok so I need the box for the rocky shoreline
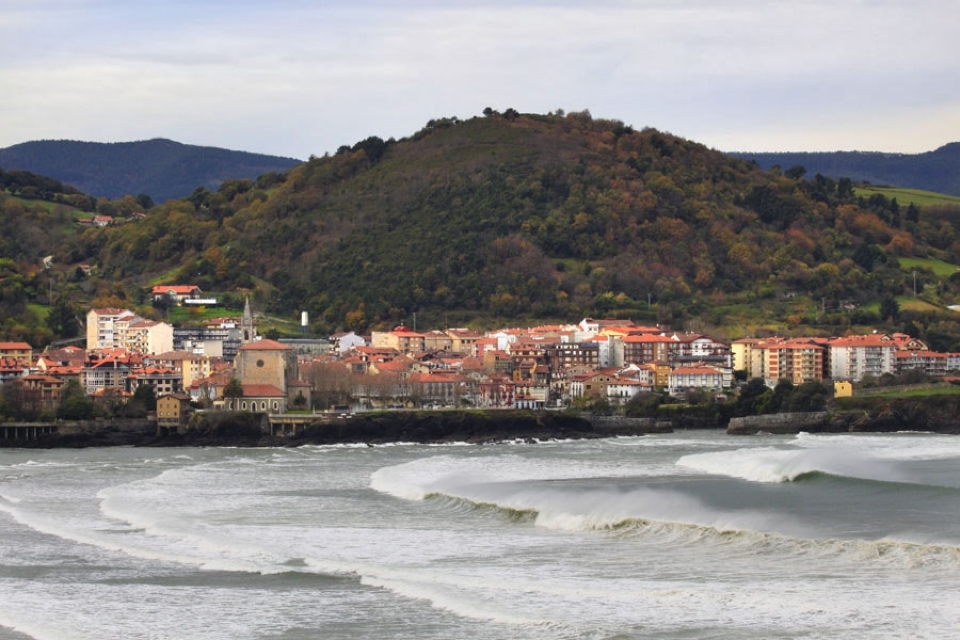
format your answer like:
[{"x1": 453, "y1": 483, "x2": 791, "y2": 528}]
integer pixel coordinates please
[
  {"x1": 6, "y1": 396, "x2": 960, "y2": 449},
  {"x1": 1, "y1": 411, "x2": 654, "y2": 449}
]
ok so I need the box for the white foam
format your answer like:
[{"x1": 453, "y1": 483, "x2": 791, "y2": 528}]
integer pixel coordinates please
[
  {"x1": 677, "y1": 446, "x2": 906, "y2": 483},
  {"x1": 370, "y1": 452, "x2": 682, "y2": 501}
]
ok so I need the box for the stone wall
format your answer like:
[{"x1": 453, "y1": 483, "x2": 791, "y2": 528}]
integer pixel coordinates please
[{"x1": 727, "y1": 412, "x2": 829, "y2": 435}]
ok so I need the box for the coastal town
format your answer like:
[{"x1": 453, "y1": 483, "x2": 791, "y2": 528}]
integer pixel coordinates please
[{"x1": 1, "y1": 282, "x2": 956, "y2": 436}]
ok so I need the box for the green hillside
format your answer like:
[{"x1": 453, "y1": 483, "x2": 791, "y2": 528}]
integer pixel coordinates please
[
  {"x1": 6, "y1": 110, "x2": 960, "y2": 351},
  {"x1": 855, "y1": 185, "x2": 960, "y2": 209}
]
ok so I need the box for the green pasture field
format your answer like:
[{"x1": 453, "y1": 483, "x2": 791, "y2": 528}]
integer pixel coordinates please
[
  {"x1": 897, "y1": 257, "x2": 960, "y2": 278},
  {"x1": 854, "y1": 186, "x2": 960, "y2": 209},
  {"x1": 861, "y1": 385, "x2": 960, "y2": 398}
]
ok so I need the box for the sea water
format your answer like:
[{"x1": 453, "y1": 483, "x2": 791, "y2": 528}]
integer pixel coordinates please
[{"x1": 1, "y1": 431, "x2": 959, "y2": 639}]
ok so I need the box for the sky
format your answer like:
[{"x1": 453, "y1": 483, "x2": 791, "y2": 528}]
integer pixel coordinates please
[{"x1": 1, "y1": 0, "x2": 958, "y2": 160}]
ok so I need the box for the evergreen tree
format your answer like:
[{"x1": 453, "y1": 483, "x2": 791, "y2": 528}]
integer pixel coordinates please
[{"x1": 133, "y1": 383, "x2": 157, "y2": 411}]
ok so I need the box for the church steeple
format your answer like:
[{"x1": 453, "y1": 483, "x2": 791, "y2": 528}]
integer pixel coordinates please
[{"x1": 241, "y1": 296, "x2": 256, "y2": 344}]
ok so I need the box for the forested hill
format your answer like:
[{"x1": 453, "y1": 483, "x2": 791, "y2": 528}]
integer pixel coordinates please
[
  {"x1": 730, "y1": 143, "x2": 960, "y2": 197},
  {"x1": 0, "y1": 138, "x2": 302, "y2": 203},
  {"x1": 65, "y1": 110, "x2": 960, "y2": 338}
]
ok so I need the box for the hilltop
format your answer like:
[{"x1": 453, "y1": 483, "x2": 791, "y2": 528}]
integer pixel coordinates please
[
  {"x1": 0, "y1": 138, "x2": 302, "y2": 203},
  {"x1": 4, "y1": 109, "x2": 960, "y2": 351},
  {"x1": 730, "y1": 143, "x2": 960, "y2": 197}
]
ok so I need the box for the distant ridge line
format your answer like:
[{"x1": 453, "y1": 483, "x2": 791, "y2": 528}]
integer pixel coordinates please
[{"x1": 0, "y1": 138, "x2": 304, "y2": 203}]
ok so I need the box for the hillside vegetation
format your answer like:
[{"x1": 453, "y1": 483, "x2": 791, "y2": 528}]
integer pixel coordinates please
[{"x1": 5, "y1": 110, "x2": 960, "y2": 350}]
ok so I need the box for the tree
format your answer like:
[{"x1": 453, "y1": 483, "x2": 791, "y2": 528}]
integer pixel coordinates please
[
  {"x1": 785, "y1": 165, "x2": 807, "y2": 180},
  {"x1": 784, "y1": 382, "x2": 829, "y2": 413},
  {"x1": 223, "y1": 378, "x2": 244, "y2": 398},
  {"x1": 759, "y1": 379, "x2": 794, "y2": 414},
  {"x1": 292, "y1": 392, "x2": 307, "y2": 409},
  {"x1": 905, "y1": 202, "x2": 920, "y2": 224},
  {"x1": 136, "y1": 193, "x2": 155, "y2": 210},
  {"x1": 57, "y1": 379, "x2": 95, "y2": 420},
  {"x1": 734, "y1": 378, "x2": 770, "y2": 417},
  {"x1": 133, "y1": 383, "x2": 157, "y2": 411},
  {"x1": 879, "y1": 295, "x2": 900, "y2": 322},
  {"x1": 46, "y1": 297, "x2": 80, "y2": 338}
]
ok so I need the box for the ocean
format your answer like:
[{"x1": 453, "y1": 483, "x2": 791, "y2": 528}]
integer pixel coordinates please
[{"x1": 1, "y1": 430, "x2": 959, "y2": 639}]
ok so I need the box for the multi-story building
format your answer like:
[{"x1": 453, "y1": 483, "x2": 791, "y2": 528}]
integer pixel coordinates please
[
  {"x1": 127, "y1": 366, "x2": 183, "y2": 396},
  {"x1": 153, "y1": 351, "x2": 213, "y2": 387},
  {"x1": 732, "y1": 337, "x2": 824, "y2": 386},
  {"x1": 546, "y1": 342, "x2": 600, "y2": 373},
  {"x1": 622, "y1": 333, "x2": 673, "y2": 366},
  {"x1": 173, "y1": 326, "x2": 241, "y2": 361},
  {"x1": 86, "y1": 308, "x2": 135, "y2": 350},
  {"x1": 0, "y1": 341, "x2": 33, "y2": 364},
  {"x1": 446, "y1": 328, "x2": 483, "y2": 355},
  {"x1": 371, "y1": 326, "x2": 426, "y2": 354},
  {"x1": 673, "y1": 334, "x2": 732, "y2": 368},
  {"x1": 827, "y1": 334, "x2": 899, "y2": 382},
  {"x1": 895, "y1": 350, "x2": 948, "y2": 378},
  {"x1": 125, "y1": 320, "x2": 174, "y2": 356},
  {"x1": 0, "y1": 357, "x2": 27, "y2": 385},
  {"x1": 157, "y1": 393, "x2": 192, "y2": 433},
  {"x1": 81, "y1": 355, "x2": 133, "y2": 394},
  {"x1": 667, "y1": 365, "x2": 730, "y2": 397}
]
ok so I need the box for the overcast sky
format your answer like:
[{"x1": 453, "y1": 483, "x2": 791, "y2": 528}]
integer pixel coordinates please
[{"x1": 2, "y1": 0, "x2": 958, "y2": 160}]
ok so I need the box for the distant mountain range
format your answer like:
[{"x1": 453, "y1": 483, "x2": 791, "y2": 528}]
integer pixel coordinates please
[
  {"x1": 0, "y1": 138, "x2": 303, "y2": 203},
  {"x1": 3, "y1": 136, "x2": 957, "y2": 205},
  {"x1": 729, "y1": 142, "x2": 960, "y2": 197}
]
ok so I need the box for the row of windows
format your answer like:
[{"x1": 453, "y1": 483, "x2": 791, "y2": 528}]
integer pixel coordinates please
[{"x1": 231, "y1": 400, "x2": 281, "y2": 412}]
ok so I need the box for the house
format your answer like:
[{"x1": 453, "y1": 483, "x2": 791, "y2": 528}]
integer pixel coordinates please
[
  {"x1": 408, "y1": 371, "x2": 467, "y2": 407},
  {"x1": 667, "y1": 365, "x2": 729, "y2": 397},
  {"x1": 156, "y1": 393, "x2": 193, "y2": 434},
  {"x1": 0, "y1": 357, "x2": 28, "y2": 385},
  {"x1": 330, "y1": 331, "x2": 367, "y2": 354},
  {"x1": 446, "y1": 328, "x2": 483, "y2": 355},
  {"x1": 477, "y1": 375, "x2": 518, "y2": 409},
  {"x1": 371, "y1": 326, "x2": 426, "y2": 354},
  {"x1": 127, "y1": 365, "x2": 183, "y2": 396},
  {"x1": 19, "y1": 374, "x2": 66, "y2": 411},
  {"x1": 605, "y1": 377, "x2": 650, "y2": 404},
  {"x1": 0, "y1": 341, "x2": 34, "y2": 364},
  {"x1": 151, "y1": 285, "x2": 203, "y2": 305}
]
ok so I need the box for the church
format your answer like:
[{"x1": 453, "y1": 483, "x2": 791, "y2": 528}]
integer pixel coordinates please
[{"x1": 220, "y1": 298, "x2": 310, "y2": 413}]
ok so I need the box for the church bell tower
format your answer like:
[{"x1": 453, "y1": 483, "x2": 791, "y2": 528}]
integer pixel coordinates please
[{"x1": 241, "y1": 296, "x2": 256, "y2": 344}]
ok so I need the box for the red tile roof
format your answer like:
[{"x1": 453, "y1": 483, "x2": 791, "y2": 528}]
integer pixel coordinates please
[
  {"x1": 239, "y1": 384, "x2": 285, "y2": 397},
  {"x1": 238, "y1": 339, "x2": 293, "y2": 351}
]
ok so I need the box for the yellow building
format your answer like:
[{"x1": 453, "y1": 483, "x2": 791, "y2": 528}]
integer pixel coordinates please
[{"x1": 833, "y1": 380, "x2": 853, "y2": 398}]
